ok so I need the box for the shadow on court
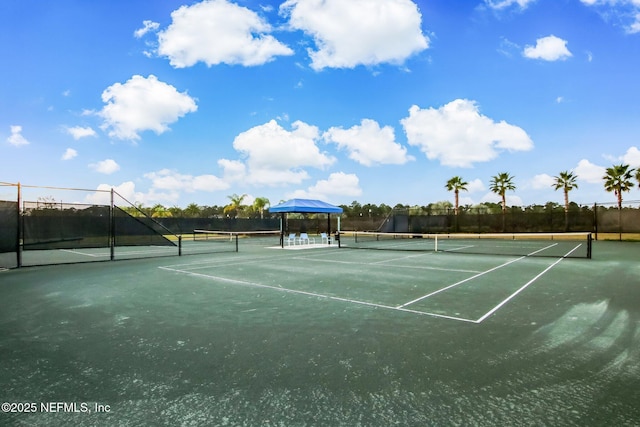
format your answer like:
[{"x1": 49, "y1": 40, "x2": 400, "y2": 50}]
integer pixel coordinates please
[{"x1": 0, "y1": 241, "x2": 639, "y2": 426}]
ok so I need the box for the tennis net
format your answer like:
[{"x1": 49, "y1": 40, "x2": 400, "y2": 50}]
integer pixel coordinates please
[
  {"x1": 338, "y1": 231, "x2": 592, "y2": 259},
  {"x1": 188, "y1": 230, "x2": 282, "y2": 253}
]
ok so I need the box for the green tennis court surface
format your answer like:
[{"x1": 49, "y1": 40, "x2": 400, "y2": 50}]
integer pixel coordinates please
[{"x1": 1, "y1": 240, "x2": 638, "y2": 425}]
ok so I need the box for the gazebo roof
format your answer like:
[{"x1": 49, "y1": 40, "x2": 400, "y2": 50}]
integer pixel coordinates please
[{"x1": 269, "y1": 198, "x2": 343, "y2": 214}]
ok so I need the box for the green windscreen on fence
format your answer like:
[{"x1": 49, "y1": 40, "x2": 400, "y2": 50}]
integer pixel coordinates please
[
  {"x1": 113, "y1": 206, "x2": 176, "y2": 248},
  {"x1": 22, "y1": 202, "x2": 111, "y2": 250},
  {"x1": 0, "y1": 201, "x2": 18, "y2": 253}
]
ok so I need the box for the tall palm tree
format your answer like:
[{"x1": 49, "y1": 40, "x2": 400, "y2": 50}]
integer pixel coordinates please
[
  {"x1": 490, "y1": 172, "x2": 516, "y2": 232},
  {"x1": 223, "y1": 193, "x2": 247, "y2": 218},
  {"x1": 553, "y1": 171, "x2": 579, "y2": 231},
  {"x1": 489, "y1": 172, "x2": 516, "y2": 213},
  {"x1": 635, "y1": 168, "x2": 640, "y2": 189},
  {"x1": 553, "y1": 171, "x2": 579, "y2": 212},
  {"x1": 603, "y1": 164, "x2": 635, "y2": 210},
  {"x1": 252, "y1": 197, "x2": 270, "y2": 219},
  {"x1": 445, "y1": 176, "x2": 468, "y2": 216}
]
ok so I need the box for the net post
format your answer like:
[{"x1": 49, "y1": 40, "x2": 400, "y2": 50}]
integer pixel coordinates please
[
  {"x1": 587, "y1": 233, "x2": 592, "y2": 259},
  {"x1": 434, "y1": 234, "x2": 438, "y2": 252},
  {"x1": 235, "y1": 233, "x2": 239, "y2": 252},
  {"x1": 110, "y1": 188, "x2": 115, "y2": 261},
  {"x1": 178, "y1": 235, "x2": 182, "y2": 256}
]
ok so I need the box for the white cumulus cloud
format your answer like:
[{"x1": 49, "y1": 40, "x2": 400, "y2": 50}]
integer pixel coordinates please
[
  {"x1": 401, "y1": 99, "x2": 533, "y2": 167},
  {"x1": 575, "y1": 159, "x2": 606, "y2": 184},
  {"x1": 89, "y1": 159, "x2": 120, "y2": 175},
  {"x1": 621, "y1": 146, "x2": 640, "y2": 167},
  {"x1": 7, "y1": 125, "x2": 29, "y2": 146},
  {"x1": 467, "y1": 179, "x2": 486, "y2": 193},
  {"x1": 287, "y1": 172, "x2": 362, "y2": 201},
  {"x1": 523, "y1": 35, "x2": 572, "y2": 61},
  {"x1": 280, "y1": 0, "x2": 429, "y2": 70},
  {"x1": 144, "y1": 169, "x2": 229, "y2": 193},
  {"x1": 66, "y1": 126, "x2": 96, "y2": 140},
  {"x1": 226, "y1": 120, "x2": 335, "y2": 186},
  {"x1": 61, "y1": 148, "x2": 77, "y2": 160},
  {"x1": 531, "y1": 173, "x2": 556, "y2": 189},
  {"x1": 98, "y1": 75, "x2": 197, "y2": 141},
  {"x1": 323, "y1": 119, "x2": 414, "y2": 166},
  {"x1": 158, "y1": 0, "x2": 293, "y2": 68},
  {"x1": 85, "y1": 182, "x2": 177, "y2": 207}
]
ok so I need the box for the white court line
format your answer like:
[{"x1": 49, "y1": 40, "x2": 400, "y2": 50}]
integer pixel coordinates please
[
  {"x1": 290, "y1": 255, "x2": 482, "y2": 274},
  {"x1": 396, "y1": 242, "x2": 559, "y2": 309},
  {"x1": 396, "y1": 256, "x2": 526, "y2": 309},
  {"x1": 158, "y1": 265, "x2": 478, "y2": 323},
  {"x1": 60, "y1": 249, "x2": 103, "y2": 257},
  {"x1": 369, "y1": 252, "x2": 433, "y2": 264},
  {"x1": 165, "y1": 252, "x2": 284, "y2": 268},
  {"x1": 474, "y1": 243, "x2": 582, "y2": 323}
]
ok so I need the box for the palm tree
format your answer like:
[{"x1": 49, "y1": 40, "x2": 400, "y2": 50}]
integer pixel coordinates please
[
  {"x1": 223, "y1": 193, "x2": 247, "y2": 218},
  {"x1": 150, "y1": 204, "x2": 172, "y2": 218},
  {"x1": 489, "y1": 172, "x2": 516, "y2": 213},
  {"x1": 445, "y1": 176, "x2": 468, "y2": 216},
  {"x1": 603, "y1": 164, "x2": 635, "y2": 210},
  {"x1": 184, "y1": 203, "x2": 202, "y2": 218},
  {"x1": 635, "y1": 168, "x2": 640, "y2": 189},
  {"x1": 252, "y1": 197, "x2": 270, "y2": 219},
  {"x1": 553, "y1": 171, "x2": 578, "y2": 231},
  {"x1": 490, "y1": 172, "x2": 516, "y2": 232}
]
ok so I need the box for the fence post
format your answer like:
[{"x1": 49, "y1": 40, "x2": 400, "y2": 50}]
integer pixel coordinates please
[
  {"x1": 16, "y1": 182, "x2": 22, "y2": 268},
  {"x1": 593, "y1": 203, "x2": 598, "y2": 241},
  {"x1": 110, "y1": 189, "x2": 115, "y2": 261}
]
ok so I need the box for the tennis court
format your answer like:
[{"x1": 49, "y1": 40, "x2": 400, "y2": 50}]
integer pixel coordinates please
[{"x1": 1, "y1": 237, "x2": 638, "y2": 425}]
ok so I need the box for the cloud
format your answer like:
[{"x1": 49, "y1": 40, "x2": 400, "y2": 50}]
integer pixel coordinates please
[
  {"x1": 158, "y1": 0, "x2": 293, "y2": 68},
  {"x1": 280, "y1": 0, "x2": 429, "y2": 70},
  {"x1": 7, "y1": 125, "x2": 29, "y2": 146},
  {"x1": 531, "y1": 173, "x2": 556, "y2": 189},
  {"x1": 580, "y1": 0, "x2": 640, "y2": 34},
  {"x1": 144, "y1": 169, "x2": 229, "y2": 193},
  {"x1": 484, "y1": 0, "x2": 536, "y2": 10},
  {"x1": 98, "y1": 75, "x2": 197, "y2": 141},
  {"x1": 287, "y1": 172, "x2": 362, "y2": 200},
  {"x1": 323, "y1": 119, "x2": 414, "y2": 166},
  {"x1": 85, "y1": 181, "x2": 177, "y2": 207},
  {"x1": 134, "y1": 20, "x2": 159, "y2": 38},
  {"x1": 401, "y1": 99, "x2": 533, "y2": 167},
  {"x1": 467, "y1": 179, "x2": 486, "y2": 193},
  {"x1": 575, "y1": 159, "x2": 606, "y2": 184},
  {"x1": 66, "y1": 126, "x2": 96, "y2": 140},
  {"x1": 89, "y1": 159, "x2": 120, "y2": 174},
  {"x1": 226, "y1": 119, "x2": 335, "y2": 186},
  {"x1": 61, "y1": 148, "x2": 78, "y2": 160},
  {"x1": 523, "y1": 35, "x2": 572, "y2": 61},
  {"x1": 621, "y1": 146, "x2": 640, "y2": 167}
]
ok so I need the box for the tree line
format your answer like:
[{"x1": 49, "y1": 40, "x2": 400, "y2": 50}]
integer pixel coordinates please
[
  {"x1": 446, "y1": 163, "x2": 640, "y2": 215},
  {"x1": 125, "y1": 163, "x2": 640, "y2": 219}
]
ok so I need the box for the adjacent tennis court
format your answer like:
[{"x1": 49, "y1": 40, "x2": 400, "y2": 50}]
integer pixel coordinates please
[{"x1": 1, "y1": 237, "x2": 638, "y2": 426}]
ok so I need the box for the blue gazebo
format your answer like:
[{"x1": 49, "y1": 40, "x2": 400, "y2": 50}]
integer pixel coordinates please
[{"x1": 269, "y1": 198, "x2": 343, "y2": 247}]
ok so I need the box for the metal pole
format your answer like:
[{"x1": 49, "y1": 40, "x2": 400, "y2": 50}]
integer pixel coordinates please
[
  {"x1": 16, "y1": 182, "x2": 22, "y2": 268},
  {"x1": 110, "y1": 188, "x2": 115, "y2": 261}
]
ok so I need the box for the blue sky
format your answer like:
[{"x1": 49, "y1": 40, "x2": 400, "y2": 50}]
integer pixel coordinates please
[{"x1": 2, "y1": 0, "x2": 640, "y2": 209}]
